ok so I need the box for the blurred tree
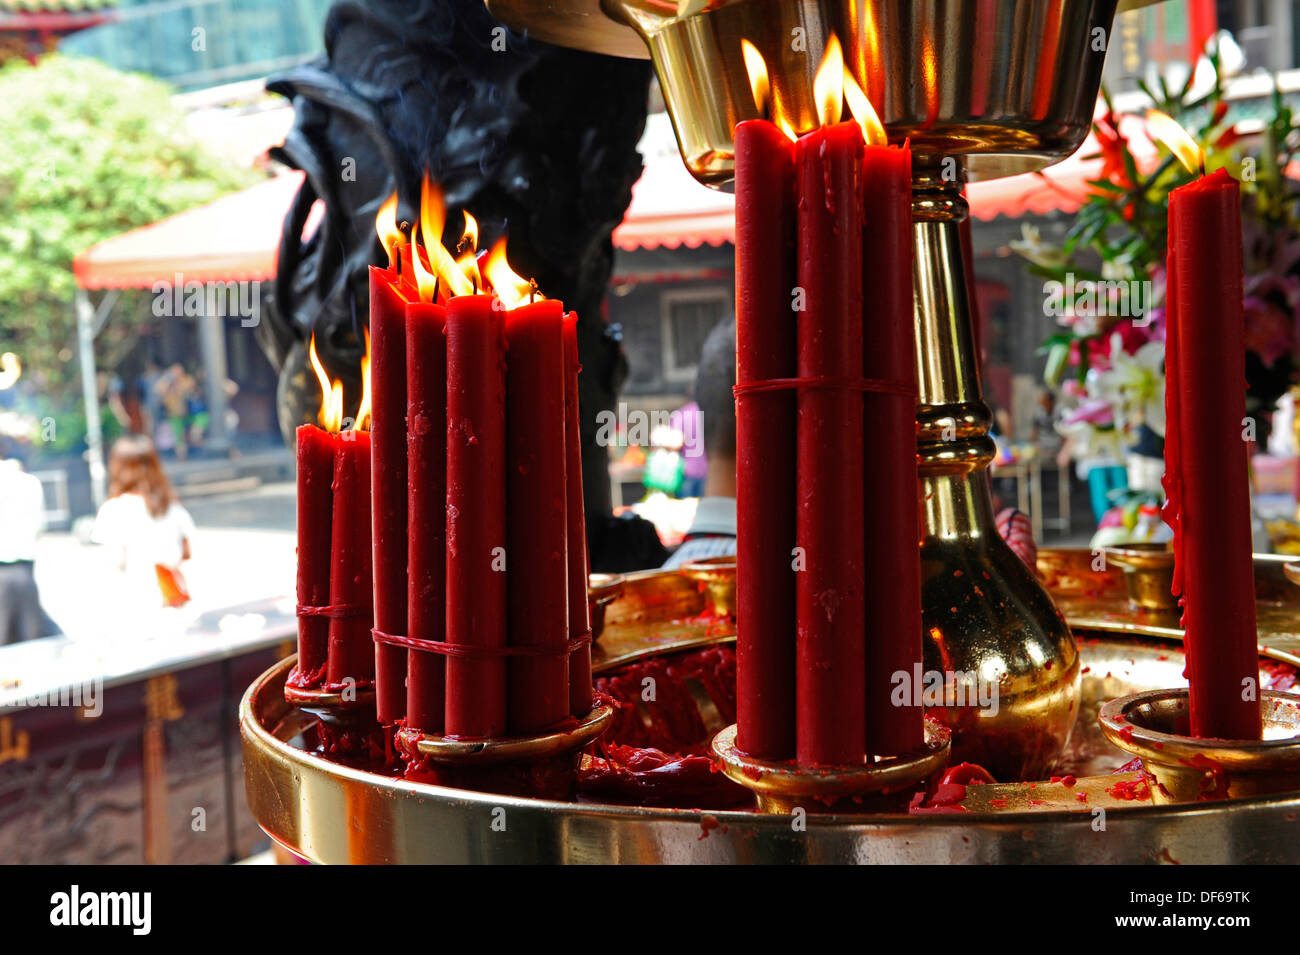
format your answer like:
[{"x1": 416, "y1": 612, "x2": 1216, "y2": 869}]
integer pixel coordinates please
[{"x1": 0, "y1": 54, "x2": 252, "y2": 402}]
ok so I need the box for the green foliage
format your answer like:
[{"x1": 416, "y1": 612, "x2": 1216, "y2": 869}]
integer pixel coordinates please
[{"x1": 0, "y1": 54, "x2": 254, "y2": 398}]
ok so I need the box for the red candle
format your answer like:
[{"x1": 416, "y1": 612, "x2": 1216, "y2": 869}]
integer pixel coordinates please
[
  {"x1": 504, "y1": 299, "x2": 570, "y2": 732},
  {"x1": 369, "y1": 266, "x2": 409, "y2": 725},
  {"x1": 563, "y1": 313, "x2": 593, "y2": 717},
  {"x1": 326, "y1": 429, "x2": 374, "y2": 688},
  {"x1": 1163, "y1": 165, "x2": 1262, "y2": 740},
  {"x1": 405, "y1": 299, "x2": 448, "y2": 733},
  {"x1": 860, "y1": 142, "x2": 924, "y2": 757},
  {"x1": 733, "y1": 118, "x2": 797, "y2": 760},
  {"x1": 294, "y1": 423, "x2": 336, "y2": 688},
  {"x1": 794, "y1": 120, "x2": 867, "y2": 765},
  {"x1": 444, "y1": 293, "x2": 508, "y2": 737}
]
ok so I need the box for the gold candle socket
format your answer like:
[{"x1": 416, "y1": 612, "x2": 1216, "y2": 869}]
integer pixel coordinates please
[
  {"x1": 1099, "y1": 689, "x2": 1300, "y2": 804},
  {"x1": 711, "y1": 720, "x2": 951, "y2": 814},
  {"x1": 588, "y1": 572, "x2": 627, "y2": 644},
  {"x1": 680, "y1": 556, "x2": 737, "y2": 617},
  {"x1": 1103, "y1": 543, "x2": 1178, "y2": 611}
]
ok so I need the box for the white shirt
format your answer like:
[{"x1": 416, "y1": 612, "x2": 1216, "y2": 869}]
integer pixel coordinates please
[
  {"x1": 91, "y1": 494, "x2": 196, "y2": 574},
  {"x1": 0, "y1": 460, "x2": 44, "y2": 563},
  {"x1": 661, "y1": 496, "x2": 736, "y2": 569}
]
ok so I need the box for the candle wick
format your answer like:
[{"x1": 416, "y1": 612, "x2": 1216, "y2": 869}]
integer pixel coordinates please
[
  {"x1": 529, "y1": 278, "x2": 539, "y2": 303},
  {"x1": 457, "y1": 236, "x2": 472, "y2": 256}
]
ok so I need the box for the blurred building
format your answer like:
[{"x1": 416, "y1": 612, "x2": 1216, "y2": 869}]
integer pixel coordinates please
[{"x1": 59, "y1": 0, "x2": 330, "y2": 89}]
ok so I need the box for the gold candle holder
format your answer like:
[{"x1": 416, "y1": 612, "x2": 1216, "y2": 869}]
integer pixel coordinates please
[
  {"x1": 711, "y1": 720, "x2": 951, "y2": 813},
  {"x1": 394, "y1": 704, "x2": 615, "y2": 799},
  {"x1": 588, "y1": 572, "x2": 626, "y2": 644},
  {"x1": 1103, "y1": 543, "x2": 1177, "y2": 611},
  {"x1": 680, "y1": 555, "x2": 737, "y2": 617},
  {"x1": 1098, "y1": 689, "x2": 1300, "y2": 804}
]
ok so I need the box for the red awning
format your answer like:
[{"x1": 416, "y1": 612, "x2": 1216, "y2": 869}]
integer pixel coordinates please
[{"x1": 73, "y1": 171, "x2": 316, "y2": 290}]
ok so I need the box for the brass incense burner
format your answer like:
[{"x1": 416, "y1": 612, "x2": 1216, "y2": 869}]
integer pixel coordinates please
[{"x1": 484, "y1": 0, "x2": 1166, "y2": 779}]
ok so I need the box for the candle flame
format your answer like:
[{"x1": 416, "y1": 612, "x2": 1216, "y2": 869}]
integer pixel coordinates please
[
  {"x1": 411, "y1": 169, "x2": 544, "y2": 306},
  {"x1": 1146, "y1": 109, "x2": 1204, "y2": 176},
  {"x1": 355, "y1": 327, "x2": 372, "y2": 432},
  {"x1": 374, "y1": 191, "x2": 401, "y2": 269},
  {"x1": 813, "y1": 33, "x2": 844, "y2": 127},
  {"x1": 456, "y1": 211, "x2": 482, "y2": 292},
  {"x1": 309, "y1": 334, "x2": 345, "y2": 433},
  {"x1": 484, "y1": 238, "x2": 538, "y2": 310},
  {"x1": 741, "y1": 38, "x2": 769, "y2": 116},
  {"x1": 843, "y1": 70, "x2": 886, "y2": 146},
  {"x1": 778, "y1": 115, "x2": 798, "y2": 142},
  {"x1": 416, "y1": 172, "x2": 473, "y2": 301}
]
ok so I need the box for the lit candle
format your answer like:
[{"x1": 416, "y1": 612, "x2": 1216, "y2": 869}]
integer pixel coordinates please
[
  {"x1": 793, "y1": 36, "x2": 867, "y2": 765},
  {"x1": 734, "y1": 39, "x2": 798, "y2": 760}
]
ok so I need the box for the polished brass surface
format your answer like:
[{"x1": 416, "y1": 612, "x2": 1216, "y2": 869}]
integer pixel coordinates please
[
  {"x1": 711, "y1": 721, "x2": 951, "y2": 813},
  {"x1": 1042, "y1": 549, "x2": 1300, "y2": 668},
  {"x1": 489, "y1": 0, "x2": 1134, "y2": 185},
  {"x1": 242, "y1": 633, "x2": 1300, "y2": 862},
  {"x1": 1285, "y1": 560, "x2": 1300, "y2": 588},
  {"x1": 912, "y1": 174, "x2": 1079, "y2": 782},
  {"x1": 588, "y1": 572, "x2": 626, "y2": 643},
  {"x1": 1104, "y1": 543, "x2": 1177, "y2": 611},
  {"x1": 1099, "y1": 689, "x2": 1300, "y2": 805},
  {"x1": 679, "y1": 555, "x2": 737, "y2": 617},
  {"x1": 397, "y1": 704, "x2": 614, "y2": 765}
]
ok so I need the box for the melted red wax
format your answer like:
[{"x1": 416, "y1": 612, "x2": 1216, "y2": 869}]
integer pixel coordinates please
[
  {"x1": 1049, "y1": 774, "x2": 1077, "y2": 787},
  {"x1": 1178, "y1": 753, "x2": 1231, "y2": 801},
  {"x1": 1106, "y1": 775, "x2": 1152, "y2": 802},
  {"x1": 907, "y1": 788, "x2": 969, "y2": 814},
  {"x1": 940, "y1": 762, "x2": 996, "y2": 786},
  {"x1": 593, "y1": 645, "x2": 737, "y2": 752},
  {"x1": 578, "y1": 743, "x2": 750, "y2": 809}
]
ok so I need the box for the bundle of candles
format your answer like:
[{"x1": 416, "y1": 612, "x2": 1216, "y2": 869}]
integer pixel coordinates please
[
  {"x1": 732, "y1": 35, "x2": 924, "y2": 768},
  {"x1": 290, "y1": 174, "x2": 594, "y2": 768}
]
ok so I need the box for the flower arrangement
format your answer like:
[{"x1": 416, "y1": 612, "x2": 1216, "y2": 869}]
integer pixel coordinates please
[{"x1": 1012, "y1": 44, "x2": 1300, "y2": 542}]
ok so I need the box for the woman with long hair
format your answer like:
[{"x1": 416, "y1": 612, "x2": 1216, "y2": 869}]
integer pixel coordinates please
[{"x1": 91, "y1": 436, "x2": 196, "y2": 613}]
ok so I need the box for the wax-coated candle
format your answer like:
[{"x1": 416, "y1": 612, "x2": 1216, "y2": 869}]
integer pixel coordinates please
[
  {"x1": 505, "y1": 299, "x2": 569, "y2": 733},
  {"x1": 1163, "y1": 167, "x2": 1262, "y2": 740},
  {"x1": 294, "y1": 423, "x2": 337, "y2": 688},
  {"x1": 326, "y1": 429, "x2": 374, "y2": 687},
  {"x1": 369, "y1": 266, "x2": 409, "y2": 725},
  {"x1": 445, "y1": 294, "x2": 508, "y2": 737},
  {"x1": 733, "y1": 118, "x2": 797, "y2": 760},
  {"x1": 405, "y1": 300, "x2": 448, "y2": 734},
  {"x1": 563, "y1": 313, "x2": 593, "y2": 717},
  {"x1": 860, "y1": 142, "x2": 924, "y2": 757},
  {"x1": 794, "y1": 121, "x2": 867, "y2": 765}
]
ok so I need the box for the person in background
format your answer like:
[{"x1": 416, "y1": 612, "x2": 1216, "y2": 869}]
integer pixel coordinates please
[
  {"x1": 675, "y1": 398, "x2": 707, "y2": 498},
  {"x1": 0, "y1": 436, "x2": 56, "y2": 644},
  {"x1": 92, "y1": 436, "x2": 196, "y2": 613},
  {"x1": 663, "y1": 317, "x2": 737, "y2": 569}
]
